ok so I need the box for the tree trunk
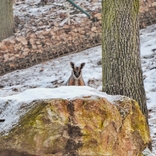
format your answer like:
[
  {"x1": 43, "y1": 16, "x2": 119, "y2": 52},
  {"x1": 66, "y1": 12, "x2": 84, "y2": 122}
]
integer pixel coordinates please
[
  {"x1": 0, "y1": 0, "x2": 14, "y2": 41},
  {"x1": 102, "y1": 0, "x2": 148, "y2": 122}
]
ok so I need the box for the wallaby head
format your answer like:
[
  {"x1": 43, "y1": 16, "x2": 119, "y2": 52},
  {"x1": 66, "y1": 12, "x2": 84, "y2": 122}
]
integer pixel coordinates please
[
  {"x1": 70, "y1": 62, "x2": 85, "y2": 79},
  {"x1": 66, "y1": 62, "x2": 85, "y2": 86}
]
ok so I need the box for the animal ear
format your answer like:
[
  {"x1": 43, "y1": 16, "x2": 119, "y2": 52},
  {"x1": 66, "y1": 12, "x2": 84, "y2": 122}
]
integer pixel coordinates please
[
  {"x1": 70, "y1": 62, "x2": 74, "y2": 69},
  {"x1": 80, "y1": 63, "x2": 85, "y2": 69}
]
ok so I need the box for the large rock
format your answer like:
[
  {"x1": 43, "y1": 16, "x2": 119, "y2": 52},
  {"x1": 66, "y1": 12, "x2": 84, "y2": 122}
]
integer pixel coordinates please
[{"x1": 0, "y1": 87, "x2": 151, "y2": 156}]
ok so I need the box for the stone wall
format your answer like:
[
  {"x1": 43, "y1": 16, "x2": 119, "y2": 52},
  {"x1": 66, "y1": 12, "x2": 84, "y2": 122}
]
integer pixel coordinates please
[
  {"x1": 0, "y1": 17, "x2": 101, "y2": 75},
  {"x1": 0, "y1": 0, "x2": 156, "y2": 75},
  {"x1": 140, "y1": 0, "x2": 156, "y2": 28}
]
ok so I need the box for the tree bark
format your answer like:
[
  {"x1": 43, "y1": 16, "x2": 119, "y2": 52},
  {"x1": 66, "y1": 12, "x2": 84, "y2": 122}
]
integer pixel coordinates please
[
  {"x1": 0, "y1": 0, "x2": 14, "y2": 41},
  {"x1": 102, "y1": 0, "x2": 148, "y2": 122}
]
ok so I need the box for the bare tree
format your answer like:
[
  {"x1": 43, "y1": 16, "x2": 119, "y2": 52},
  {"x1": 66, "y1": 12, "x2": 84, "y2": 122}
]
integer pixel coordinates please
[
  {"x1": 0, "y1": 0, "x2": 14, "y2": 41},
  {"x1": 101, "y1": 0, "x2": 149, "y2": 122}
]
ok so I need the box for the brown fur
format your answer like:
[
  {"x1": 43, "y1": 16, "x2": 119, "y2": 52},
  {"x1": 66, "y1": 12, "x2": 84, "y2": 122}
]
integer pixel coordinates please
[
  {"x1": 66, "y1": 62, "x2": 85, "y2": 86},
  {"x1": 40, "y1": 0, "x2": 48, "y2": 5}
]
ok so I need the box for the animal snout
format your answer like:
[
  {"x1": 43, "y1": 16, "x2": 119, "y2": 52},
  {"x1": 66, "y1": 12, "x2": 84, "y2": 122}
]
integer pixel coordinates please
[{"x1": 74, "y1": 71, "x2": 80, "y2": 78}]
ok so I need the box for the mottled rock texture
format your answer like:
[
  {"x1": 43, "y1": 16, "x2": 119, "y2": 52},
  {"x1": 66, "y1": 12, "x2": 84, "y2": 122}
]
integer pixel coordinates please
[{"x1": 0, "y1": 97, "x2": 151, "y2": 156}]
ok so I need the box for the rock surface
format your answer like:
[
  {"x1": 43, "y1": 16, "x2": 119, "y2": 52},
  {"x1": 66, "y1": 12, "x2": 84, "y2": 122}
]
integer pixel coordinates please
[{"x1": 0, "y1": 93, "x2": 151, "y2": 156}]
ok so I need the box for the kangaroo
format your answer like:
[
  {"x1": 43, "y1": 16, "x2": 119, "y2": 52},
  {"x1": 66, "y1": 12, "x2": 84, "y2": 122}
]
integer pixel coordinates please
[{"x1": 66, "y1": 62, "x2": 85, "y2": 86}]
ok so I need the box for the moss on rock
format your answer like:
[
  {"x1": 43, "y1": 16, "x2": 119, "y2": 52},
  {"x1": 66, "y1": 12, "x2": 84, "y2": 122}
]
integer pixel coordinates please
[{"x1": 0, "y1": 97, "x2": 151, "y2": 156}]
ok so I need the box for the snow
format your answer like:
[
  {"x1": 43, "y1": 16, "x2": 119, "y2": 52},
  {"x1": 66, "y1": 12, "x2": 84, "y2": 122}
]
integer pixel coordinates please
[
  {"x1": 140, "y1": 25, "x2": 156, "y2": 154},
  {"x1": 13, "y1": 0, "x2": 102, "y2": 35},
  {"x1": 0, "y1": 86, "x2": 117, "y2": 103},
  {"x1": 0, "y1": 46, "x2": 102, "y2": 97}
]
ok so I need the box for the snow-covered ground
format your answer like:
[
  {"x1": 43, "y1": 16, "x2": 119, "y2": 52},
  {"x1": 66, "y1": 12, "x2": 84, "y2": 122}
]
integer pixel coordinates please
[
  {"x1": 13, "y1": 0, "x2": 101, "y2": 35},
  {"x1": 0, "y1": 24, "x2": 156, "y2": 154}
]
